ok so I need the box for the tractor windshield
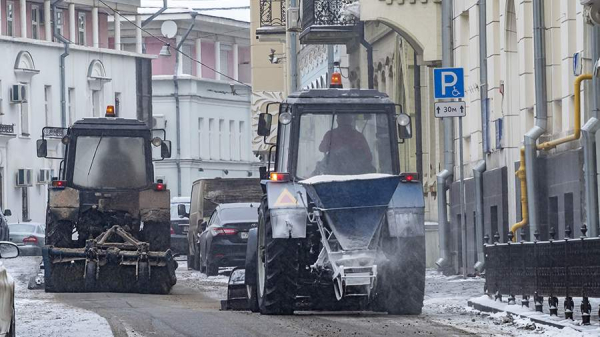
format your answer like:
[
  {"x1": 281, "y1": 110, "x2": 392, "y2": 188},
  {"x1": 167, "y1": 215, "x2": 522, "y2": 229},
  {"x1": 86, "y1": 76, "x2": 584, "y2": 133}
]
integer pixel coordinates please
[
  {"x1": 296, "y1": 112, "x2": 394, "y2": 179},
  {"x1": 72, "y1": 136, "x2": 148, "y2": 189}
]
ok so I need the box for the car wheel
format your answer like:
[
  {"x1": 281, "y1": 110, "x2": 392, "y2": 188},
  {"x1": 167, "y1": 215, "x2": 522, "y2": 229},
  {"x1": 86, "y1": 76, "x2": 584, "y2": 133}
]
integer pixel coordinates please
[{"x1": 206, "y1": 260, "x2": 218, "y2": 276}]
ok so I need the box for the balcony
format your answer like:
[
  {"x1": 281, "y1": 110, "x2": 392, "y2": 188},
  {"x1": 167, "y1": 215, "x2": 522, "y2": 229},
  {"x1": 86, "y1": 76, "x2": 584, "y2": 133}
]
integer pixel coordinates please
[
  {"x1": 256, "y1": 0, "x2": 287, "y2": 40},
  {"x1": 300, "y1": 0, "x2": 359, "y2": 45}
]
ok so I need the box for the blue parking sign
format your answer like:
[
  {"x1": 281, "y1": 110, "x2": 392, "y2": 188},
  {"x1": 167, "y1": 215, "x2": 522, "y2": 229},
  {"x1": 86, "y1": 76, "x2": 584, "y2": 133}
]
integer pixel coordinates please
[{"x1": 434, "y1": 68, "x2": 465, "y2": 99}]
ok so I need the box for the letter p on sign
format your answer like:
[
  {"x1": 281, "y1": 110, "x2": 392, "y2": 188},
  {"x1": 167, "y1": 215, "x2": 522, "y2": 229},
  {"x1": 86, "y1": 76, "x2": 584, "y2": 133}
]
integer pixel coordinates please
[{"x1": 434, "y1": 68, "x2": 465, "y2": 99}]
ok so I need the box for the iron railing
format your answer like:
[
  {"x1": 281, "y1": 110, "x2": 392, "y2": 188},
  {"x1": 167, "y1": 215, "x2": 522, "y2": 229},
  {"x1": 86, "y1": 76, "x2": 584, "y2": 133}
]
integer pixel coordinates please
[
  {"x1": 484, "y1": 225, "x2": 600, "y2": 324},
  {"x1": 302, "y1": 0, "x2": 357, "y2": 29},
  {"x1": 259, "y1": 0, "x2": 286, "y2": 27}
]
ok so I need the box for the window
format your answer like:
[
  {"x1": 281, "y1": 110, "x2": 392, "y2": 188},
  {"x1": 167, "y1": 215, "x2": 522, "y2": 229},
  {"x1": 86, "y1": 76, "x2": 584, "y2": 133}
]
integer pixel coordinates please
[
  {"x1": 20, "y1": 100, "x2": 30, "y2": 136},
  {"x1": 564, "y1": 193, "x2": 574, "y2": 236},
  {"x1": 229, "y1": 120, "x2": 237, "y2": 161},
  {"x1": 72, "y1": 136, "x2": 148, "y2": 189},
  {"x1": 56, "y1": 10, "x2": 64, "y2": 38},
  {"x1": 78, "y1": 12, "x2": 86, "y2": 46},
  {"x1": 220, "y1": 46, "x2": 230, "y2": 77},
  {"x1": 31, "y1": 5, "x2": 40, "y2": 39},
  {"x1": 21, "y1": 187, "x2": 30, "y2": 222},
  {"x1": 209, "y1": 118, "x2": 215, "y2": 159},
  {"x1": 92, "y1": 90, "x2": 100, "y2": 117},
  {"x1": 7, "y1": 2, "x2": 14, "y2": 37},
  {"x1": 219, "y1": 119, "x2": 226, "y2": 160},
  {"x1": 44, "y1": 86, "x2": 52, "y2": 126},
  {"x1": 198, "y1": 118, "x2": 205, "y2": 159},
  {"x1": 238, "y1": 121, "x2": 244, "y2": 161},
  {"x1": 68, "y1": 88, "x2": 75, "y2": 125}
]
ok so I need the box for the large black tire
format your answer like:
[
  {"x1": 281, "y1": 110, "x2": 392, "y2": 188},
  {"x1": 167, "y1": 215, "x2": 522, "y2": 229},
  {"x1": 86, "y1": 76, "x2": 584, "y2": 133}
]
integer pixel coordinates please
[
  {"x1": 144, "y1": 222, "x2": 170, "y2": 251},
  {"x1": 247, "y1": 285, "x2": 259, "y2": 312},
  {"x1": 46, "y1": 220, "x2": 73, "y2": 247},
  {"x1": 256, "y1": 201, "x2": 299, "y2": 315},
  {"x1": 187, "y1": 253, "x2": 195, "y2": 270},
  {"x1": 84, "y1": 261, "x2": 97, "y2": 291},
  {"x1": 374, "y1": 236, "x2": 425, "y2": 315},
  {"x1": 206, "y1": 261, "x2": 218, "y2": 276}
]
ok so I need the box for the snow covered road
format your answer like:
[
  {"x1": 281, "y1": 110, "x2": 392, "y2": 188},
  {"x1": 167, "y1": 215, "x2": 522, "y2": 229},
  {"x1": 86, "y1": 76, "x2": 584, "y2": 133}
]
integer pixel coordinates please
[{"x1": 3, "y1": 257, "x2": 593, "y2": 336}]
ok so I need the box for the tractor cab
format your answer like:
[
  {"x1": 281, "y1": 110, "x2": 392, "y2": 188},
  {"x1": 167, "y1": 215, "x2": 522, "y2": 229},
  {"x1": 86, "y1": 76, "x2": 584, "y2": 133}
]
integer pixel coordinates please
[{"x1": 257, "y1": 77, "x2": 413, "y2": 181}]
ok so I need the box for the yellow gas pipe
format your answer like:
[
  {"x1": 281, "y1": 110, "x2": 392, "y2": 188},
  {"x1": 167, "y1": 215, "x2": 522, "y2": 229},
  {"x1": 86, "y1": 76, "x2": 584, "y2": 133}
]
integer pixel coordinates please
[{"x1": 510, "y1": 74, "x2": 592, "y2": 240}]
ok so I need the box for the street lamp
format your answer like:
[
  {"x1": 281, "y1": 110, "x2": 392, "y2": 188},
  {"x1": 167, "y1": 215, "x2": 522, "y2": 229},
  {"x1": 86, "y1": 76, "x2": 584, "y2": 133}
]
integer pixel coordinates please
[{"x1": 159, "y1": 43, "x2": 171, "y2": 57}]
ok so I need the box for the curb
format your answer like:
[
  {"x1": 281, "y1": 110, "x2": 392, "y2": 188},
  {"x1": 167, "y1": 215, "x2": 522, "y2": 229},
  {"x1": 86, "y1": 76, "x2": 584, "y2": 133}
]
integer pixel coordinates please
[{"x1": 467, "y1": 300, "x2": 577, "y2": 331}]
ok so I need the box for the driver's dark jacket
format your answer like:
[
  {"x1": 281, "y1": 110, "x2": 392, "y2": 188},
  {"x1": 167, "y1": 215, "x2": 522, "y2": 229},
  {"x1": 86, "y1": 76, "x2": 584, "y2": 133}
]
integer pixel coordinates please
[{"x1": 318, "y1": 127, "x2": 373, "y2": 174}]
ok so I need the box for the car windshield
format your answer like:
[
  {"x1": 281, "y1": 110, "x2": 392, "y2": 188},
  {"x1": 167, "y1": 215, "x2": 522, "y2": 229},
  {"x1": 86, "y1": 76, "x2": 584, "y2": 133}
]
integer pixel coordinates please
[
  {"x1": 170, "y1": 203, "x2": 190, "y2": 219},
  {"x1": 72, "y1": 136, "x2": 148, "y2": 189},
  {"x1": 9, "y1": 223, "x2": 37, "y2": 233},
  {"x1": 296, "y1": 112, "x2": 394, "y2": 179},
  {"x1": 220, "y1": 207, "x2": 259, "y2": 223}
]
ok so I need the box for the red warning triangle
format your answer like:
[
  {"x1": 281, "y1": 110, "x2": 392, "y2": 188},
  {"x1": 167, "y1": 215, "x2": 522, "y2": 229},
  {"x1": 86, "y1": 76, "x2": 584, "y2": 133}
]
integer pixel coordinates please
[{"x1": 274, "y1": 188, "x2": 297, "y2": 206}]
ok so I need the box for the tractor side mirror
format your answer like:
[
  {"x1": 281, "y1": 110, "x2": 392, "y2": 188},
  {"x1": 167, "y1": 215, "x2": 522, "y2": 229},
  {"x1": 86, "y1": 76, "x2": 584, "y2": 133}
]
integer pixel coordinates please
[
  {"x1": 178, "y1": 204, "x2": 189, "y2": 218},
  {"x1": 161, "y1": 140, "x2": 172, "y2": 158},
  {"x1": 397, "y1": 113, "x2": 413, "y2": 140},
  {"x1": 3, "y1": 209, "x2": 11, "y2": 217},
  {"x1": 257, "y1": 113, "x2": 272, "y2": 137},
  {"x1": 36, "y1": 139, "x2": 48, "y2": 158}
]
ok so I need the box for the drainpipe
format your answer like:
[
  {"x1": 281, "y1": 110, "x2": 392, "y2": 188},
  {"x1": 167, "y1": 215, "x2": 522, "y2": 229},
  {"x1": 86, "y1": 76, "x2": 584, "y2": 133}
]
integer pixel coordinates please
[
  {"x1": 414, "y1": 51, "x2": 423, "y2": 177},
  {"x1": 473, "y1": 160, "x2": 486, "y2": 272},
  {"x1": 52, "y1": 0, "x2": 69, "y2": 127},
  {"x1": 479, "y1": 0, "x2": 489, "y2": 154},
  {"x1": 359, "y1": 23, "x2": 374, "y2": 89},
  {"x1": 524, "y1": 0, "x2": 548, "y2": 238},
  {"x1": 435, "y1": 0, "x2": 454, "y2": 271},
  {"x1": 173, "y1": 14, "x2": 197, "y2": 197}
]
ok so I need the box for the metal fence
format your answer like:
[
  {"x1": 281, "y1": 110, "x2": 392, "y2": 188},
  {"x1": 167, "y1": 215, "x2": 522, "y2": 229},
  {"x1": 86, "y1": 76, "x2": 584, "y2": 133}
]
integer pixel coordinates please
[{"x1": 484, "y1": 225, "x2": 600, "y2": 324}]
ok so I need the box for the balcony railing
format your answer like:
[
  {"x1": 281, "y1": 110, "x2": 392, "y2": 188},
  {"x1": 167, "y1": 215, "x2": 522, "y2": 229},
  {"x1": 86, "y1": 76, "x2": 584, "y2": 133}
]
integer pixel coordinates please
[
  {"x1": 302, "y1": 0, "x2": 356, "y2": 28},
  {"x1": 258, "y1": 0, "x2": 286, "y2": 32},
  {"x1": 300, "y1": 0, "x2": 358, "y2": 45}
]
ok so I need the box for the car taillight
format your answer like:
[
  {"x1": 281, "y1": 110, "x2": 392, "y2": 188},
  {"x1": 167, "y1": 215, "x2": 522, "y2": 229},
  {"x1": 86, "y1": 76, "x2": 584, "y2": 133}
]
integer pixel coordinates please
[
  {"x1": 211, "y1": 227, "x2": 237, "y2": 236},
  {"x1": 153, "y1": 182, "x2": 167, "y2": 191},
  {"x1": 400, "y1": 173, "x2": 419, "y2": 183},
  {"x1": 23, "y1": 236, "x2": 38, "y2": 244},
  {"x1": 51, "y1": 180, "x2": 67, "y2": 189}
]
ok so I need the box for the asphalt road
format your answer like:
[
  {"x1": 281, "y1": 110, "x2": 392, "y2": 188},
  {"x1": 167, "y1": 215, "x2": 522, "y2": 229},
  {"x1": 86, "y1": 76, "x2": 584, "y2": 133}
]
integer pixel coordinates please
[{"x1": 55, "y1": 262, "x2": 474, "y2": 337}]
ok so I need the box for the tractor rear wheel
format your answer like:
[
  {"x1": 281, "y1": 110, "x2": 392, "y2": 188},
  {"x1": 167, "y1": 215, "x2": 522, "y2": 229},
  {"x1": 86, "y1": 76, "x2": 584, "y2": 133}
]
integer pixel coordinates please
[
  {"x1": 46, "y1": 221, "x2": 73, "y2": 248},
  {"x1": 84, "y1": 261, "x2": 97, "y2": 291},
  {"x1": 374, "y1": 235, "x2": 425, "y2": 315},
  {"x1": 256, "y1": 202, "x2": 299, "y2": 315}
]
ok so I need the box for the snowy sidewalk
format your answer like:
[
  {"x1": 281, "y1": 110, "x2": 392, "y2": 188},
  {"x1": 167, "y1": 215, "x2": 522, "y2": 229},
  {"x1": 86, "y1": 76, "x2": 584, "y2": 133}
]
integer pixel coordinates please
[
  {"x1": 423, "y1": 270, "x2": 594, "y2": 336},
  {"x1": 2, "y1": 256, "x2": 114, "y2": 337}
]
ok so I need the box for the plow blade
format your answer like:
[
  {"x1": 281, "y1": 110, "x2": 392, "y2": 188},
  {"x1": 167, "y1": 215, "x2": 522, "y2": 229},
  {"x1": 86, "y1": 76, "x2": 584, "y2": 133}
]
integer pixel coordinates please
[{"x1": 42, "y1": 225, "x2": 177, "y2": 294}]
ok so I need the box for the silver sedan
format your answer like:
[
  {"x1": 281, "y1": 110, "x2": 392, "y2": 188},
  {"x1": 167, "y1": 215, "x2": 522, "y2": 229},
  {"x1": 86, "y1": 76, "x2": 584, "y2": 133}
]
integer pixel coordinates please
[{"x1": 8, "y1": 223, "x2": 45, "y2": 256}]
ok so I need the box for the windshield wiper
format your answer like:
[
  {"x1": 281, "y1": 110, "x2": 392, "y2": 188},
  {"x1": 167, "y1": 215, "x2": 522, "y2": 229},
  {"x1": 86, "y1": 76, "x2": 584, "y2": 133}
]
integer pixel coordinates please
[{"x1": 87, "y1": 134, "x2": 104, "y2": 177}]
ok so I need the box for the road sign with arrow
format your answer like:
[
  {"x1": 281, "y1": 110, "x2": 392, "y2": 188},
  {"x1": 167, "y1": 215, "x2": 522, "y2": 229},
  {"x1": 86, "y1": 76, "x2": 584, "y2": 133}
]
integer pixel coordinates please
[{"x1": 434, "y1": 101, "x2": 466, "y2": 118}]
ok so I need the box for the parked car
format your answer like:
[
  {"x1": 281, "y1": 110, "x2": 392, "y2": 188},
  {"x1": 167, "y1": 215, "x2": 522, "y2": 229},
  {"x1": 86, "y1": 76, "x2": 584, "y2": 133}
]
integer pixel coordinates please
[
  {"x1": 170, "y1": 197, "x2": 190, "y2": 256},
  {"x1": 0, "y1": 210, "x2": 11, "y2": 242},
  {"x1": 198, "y1": 203, "x2": 259, "y2": 276},
  {"x1": 0, "y1": 241, "x2": 20, "y2": 337},
  {"x1": 182, "y1": 178, "x2": 262, "y2": 270},
  {"x1": 8, "y1": 222, "x2": 45, "y2": 256}
]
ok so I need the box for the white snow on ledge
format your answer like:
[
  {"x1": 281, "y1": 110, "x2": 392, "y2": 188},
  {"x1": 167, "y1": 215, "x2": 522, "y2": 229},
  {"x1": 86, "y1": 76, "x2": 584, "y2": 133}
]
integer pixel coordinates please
[{"x1": 299, "y1": 173, "x2": 394, "y2": 185}]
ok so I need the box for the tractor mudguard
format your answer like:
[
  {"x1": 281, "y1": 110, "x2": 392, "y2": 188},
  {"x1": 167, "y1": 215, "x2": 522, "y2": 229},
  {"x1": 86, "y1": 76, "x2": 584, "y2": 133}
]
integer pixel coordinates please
[
  {"x1": 386, "y1": 183, "x2": 425, "y2": 237},
  {"x1": 266, "y1": 182, "x2": 308, "y2": 239},
  {"x1": 244, "y1": 228, "x2": 258, "y2": 287}
]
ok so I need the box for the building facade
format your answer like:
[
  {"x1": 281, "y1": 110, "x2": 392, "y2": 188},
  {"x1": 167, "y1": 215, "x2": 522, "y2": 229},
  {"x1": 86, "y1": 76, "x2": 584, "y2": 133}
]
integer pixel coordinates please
[
  {"x1": 116, "y1": 6, "x2": 258, "y2": 198},
  {"x1": 0, "y1": 0, "x2": 148, "y2": 223}
]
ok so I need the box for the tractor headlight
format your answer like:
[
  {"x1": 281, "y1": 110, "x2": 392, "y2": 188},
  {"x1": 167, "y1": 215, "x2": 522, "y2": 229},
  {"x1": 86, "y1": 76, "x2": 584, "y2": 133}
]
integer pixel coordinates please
[
  {"x1": 397, "y1": 113, "x2": 410, "y2": 127},
  {"x1": 280, "y1": 112, "x2": 292, "y2": 125},
  {"x1": 151, "y1": 137, "x2": 163, "y2": 147}
]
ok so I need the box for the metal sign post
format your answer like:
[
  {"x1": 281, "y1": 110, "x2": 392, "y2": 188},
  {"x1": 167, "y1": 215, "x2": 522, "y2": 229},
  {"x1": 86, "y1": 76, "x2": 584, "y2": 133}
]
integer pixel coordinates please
[{"x1": 434, "y1": 67, "x2": 467, "y2": 277}]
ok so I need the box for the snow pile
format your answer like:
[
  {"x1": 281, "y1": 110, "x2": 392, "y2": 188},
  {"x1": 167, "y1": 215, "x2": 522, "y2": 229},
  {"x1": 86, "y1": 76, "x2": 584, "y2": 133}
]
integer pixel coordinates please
[
  {"x1": 2, "y1": 257, "x2": 114, "y2": 337},
  {"x1": 299, "y1": 173, "x2": 394, "y2": 185},
  {"x1": 175, "y1": 260, "x2": 229, "y2": 300}
]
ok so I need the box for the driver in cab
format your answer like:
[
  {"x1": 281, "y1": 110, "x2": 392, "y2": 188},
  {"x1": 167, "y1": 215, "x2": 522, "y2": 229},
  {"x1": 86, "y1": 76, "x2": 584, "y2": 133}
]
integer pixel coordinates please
[{"x1": 318, "y1": 114, "x2": 374, "y2": 175}]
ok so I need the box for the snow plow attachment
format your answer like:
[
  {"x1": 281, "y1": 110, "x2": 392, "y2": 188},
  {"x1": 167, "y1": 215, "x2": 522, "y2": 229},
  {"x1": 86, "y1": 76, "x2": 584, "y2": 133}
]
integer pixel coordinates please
[{"x1": 42, "y1": 225, "x2": 177, "y2": 294}]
